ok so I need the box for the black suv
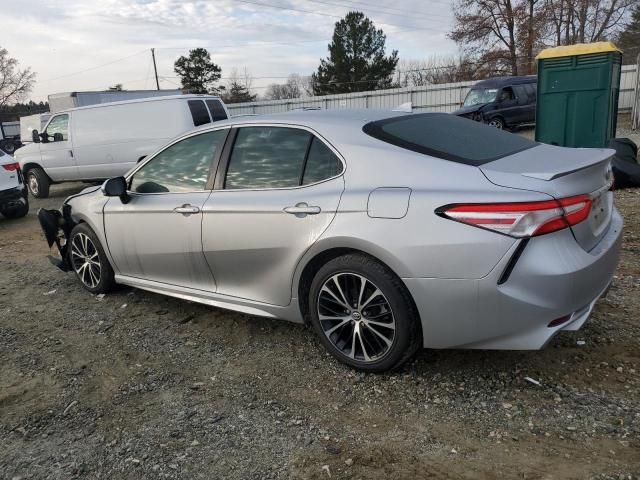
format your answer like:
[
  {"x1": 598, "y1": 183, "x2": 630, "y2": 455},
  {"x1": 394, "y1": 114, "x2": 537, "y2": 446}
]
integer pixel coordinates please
[{"x1": 453, "y1": 76, "x2": 537, "y2": 130}]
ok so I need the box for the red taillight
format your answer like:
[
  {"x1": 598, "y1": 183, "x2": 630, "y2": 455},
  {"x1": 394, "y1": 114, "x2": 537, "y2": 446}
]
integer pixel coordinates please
[
  {"x1": 1, "y1": 162, "x2": 19, "y2": 172},
  {"x1": 438, "y1": 195, "x2": 592, "y2": 238}
]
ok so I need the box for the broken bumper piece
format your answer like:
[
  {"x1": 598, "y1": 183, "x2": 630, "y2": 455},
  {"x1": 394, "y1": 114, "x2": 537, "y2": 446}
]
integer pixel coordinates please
[{"x1": 38, "y1": 206, "x2": 75, "y2": 272}]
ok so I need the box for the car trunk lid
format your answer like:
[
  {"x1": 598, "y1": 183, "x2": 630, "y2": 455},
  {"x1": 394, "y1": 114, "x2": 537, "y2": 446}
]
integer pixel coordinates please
[{"x1": 480, "y1": 143, "x2": 614, "y2": 251}]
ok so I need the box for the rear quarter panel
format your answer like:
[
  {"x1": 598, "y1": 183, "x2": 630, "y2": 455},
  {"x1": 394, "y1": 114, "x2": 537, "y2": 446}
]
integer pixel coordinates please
[{"x1": 314, "y1": 142, "x2": 550, "y2": 280}]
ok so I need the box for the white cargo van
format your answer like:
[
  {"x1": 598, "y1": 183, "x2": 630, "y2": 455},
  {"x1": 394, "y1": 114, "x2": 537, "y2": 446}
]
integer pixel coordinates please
[{"x1": 16, "y1": 94, "x2": 229, "y2": 198}]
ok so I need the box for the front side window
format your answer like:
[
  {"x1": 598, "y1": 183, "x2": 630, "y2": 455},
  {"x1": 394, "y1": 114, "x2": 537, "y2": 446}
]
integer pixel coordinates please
[
  {"x1": 130, "y1": 130, "x2": 227, "y2": 193},
  {"x1": 45, "y1": 114, "x2": 69, "y2": 141},
  {"x1": 225, "y1": 127, "x2": 311, "y2": 189}
]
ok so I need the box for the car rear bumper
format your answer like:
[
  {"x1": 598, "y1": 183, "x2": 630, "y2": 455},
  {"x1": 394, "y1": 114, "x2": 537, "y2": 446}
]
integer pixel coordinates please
[
  {"x1": 403, "y1": 208, "x2": 623, "y2": 349},
  {"x1": 0, "y1": 185, "x2": 27, "y2": 210}
]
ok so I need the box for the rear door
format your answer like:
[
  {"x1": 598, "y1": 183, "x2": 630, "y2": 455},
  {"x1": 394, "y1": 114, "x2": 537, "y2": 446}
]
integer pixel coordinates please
[
  {"x1": 39, "y1": 114, "x2": 78, "y2": 181},
  {"x1": 201, "y1": 125, "x2": 345, "y2": 306},
  {"x1": 104, "y1": 129, "x2": 229, "y2": 291}
]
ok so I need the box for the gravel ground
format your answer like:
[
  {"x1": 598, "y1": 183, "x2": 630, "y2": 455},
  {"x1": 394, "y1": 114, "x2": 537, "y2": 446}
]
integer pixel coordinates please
[{"x1": 1, "y1": 178, "x2": 639, "y2": 479}]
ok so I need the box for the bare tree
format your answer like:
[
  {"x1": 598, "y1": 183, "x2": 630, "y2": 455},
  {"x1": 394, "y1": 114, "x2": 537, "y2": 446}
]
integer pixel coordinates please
[
  {"x1": 544, "y1": 0, "x2": 636, "y2": 45},
  {"x1": 264, "y1": 74, "x2": 311, "y2": 100},
  {"x1": 396, "y1": 55, "x2": 484, "y2": 86},
  {"x1": 450, "y1": 0, "x2": 634, "y2": 76},
  {"x1": 0, "y1": 47, "x2": 36, "y2": 108}
]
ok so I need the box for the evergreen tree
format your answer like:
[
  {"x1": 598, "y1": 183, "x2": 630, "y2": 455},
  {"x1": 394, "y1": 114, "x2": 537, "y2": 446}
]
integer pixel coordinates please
[
  {"x1": 174, "y1": 48, "x2": 223, "y2": 94},
  {"x1": 311, "y1": 12, "x2": 398, "y2": 95},
  {"x1": 617, "y1": 5, "x2": 640, "y2": 65},
  {"x1": 222, "y1": 81, "x2": 257, "y2": 103}
]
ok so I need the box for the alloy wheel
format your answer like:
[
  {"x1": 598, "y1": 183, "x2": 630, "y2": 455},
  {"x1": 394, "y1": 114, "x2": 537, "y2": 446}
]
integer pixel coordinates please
[
  {"x1": 70, "y1": 233, "x2": 101, "y2": 288},
  {"x1": 28, "y1": 173, "x2": 39, "y2": 196},
  {"x1": 317, "y1": 273, "x2": 396, "y2": 363}
]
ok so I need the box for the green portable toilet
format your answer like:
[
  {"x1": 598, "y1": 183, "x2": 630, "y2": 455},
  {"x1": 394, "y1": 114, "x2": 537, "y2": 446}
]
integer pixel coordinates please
[{"x1": 535, "y1": 41, "x2": 622, "y2": 148}]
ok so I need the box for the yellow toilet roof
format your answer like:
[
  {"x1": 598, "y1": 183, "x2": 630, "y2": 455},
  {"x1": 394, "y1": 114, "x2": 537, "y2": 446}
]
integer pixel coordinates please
[{"x1": 537, "y1": 41, "x2": 621, "y2": 60}]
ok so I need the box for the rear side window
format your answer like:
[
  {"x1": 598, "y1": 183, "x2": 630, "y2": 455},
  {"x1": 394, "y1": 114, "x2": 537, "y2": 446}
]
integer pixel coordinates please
[
  {"x1": 302, "y1": 138, "x2": 342, "y2": 185},
  {"x1": 188, "y1": 100, "x2": 211, "y2": 127},
  {"x1": 206, "y1": 100, "x2": 228, "y2": 122},
  {"x1": 225, "y1": 127, "x2": 311, "y2": 189},
  {"x1": 363, "y1": 113, "x2": 536, "y2": 166}
]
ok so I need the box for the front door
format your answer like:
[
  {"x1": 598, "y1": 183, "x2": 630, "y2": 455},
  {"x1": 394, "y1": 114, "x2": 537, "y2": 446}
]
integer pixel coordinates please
[
  {"x1": 103, "y1": 129, "x2": 229, "y2": 291},
  {"x1": 39, "y1": 114, "x2": 78, "y2": 181},
  {"x1": 202, "y1": 126, "x2": 345, "y2": 306}
]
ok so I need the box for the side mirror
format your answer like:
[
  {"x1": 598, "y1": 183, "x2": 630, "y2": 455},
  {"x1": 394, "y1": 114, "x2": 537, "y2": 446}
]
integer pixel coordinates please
[
  {"x1": 101, "y1": 176, "x2": 130, "y2": 204},
  {"x1": 53, "y1": 132, "x2": 63, "y2": 142},
  {"x1": 32, "y1": 130, "x2": 41, "y2": 143}
]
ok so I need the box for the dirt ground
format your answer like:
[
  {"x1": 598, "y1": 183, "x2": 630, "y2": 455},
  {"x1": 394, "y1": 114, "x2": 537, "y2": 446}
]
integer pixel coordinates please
[{"x1": 1, "y1": 181, "x2": 639, "y2": 480}]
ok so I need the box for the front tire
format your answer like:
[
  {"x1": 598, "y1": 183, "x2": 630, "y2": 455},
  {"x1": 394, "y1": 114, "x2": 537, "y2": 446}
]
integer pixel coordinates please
[
  {"x1": 68, "y1": 223, "x2": 116, "y2": 294},
  {"x1": 26, "y1": 167, "x2": 50, "y2": 198},
  {"x1": 487, "y1": 117, "x2": 505, "y2": 129},
  {"x1": 308, "y1": 253, "x2": 421, "y2": 372}
]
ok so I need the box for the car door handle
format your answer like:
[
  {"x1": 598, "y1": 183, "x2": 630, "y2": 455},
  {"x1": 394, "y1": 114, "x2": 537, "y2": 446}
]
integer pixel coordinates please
[
  {"x1": 283, "y1": 203, "x2": 321, "y2": 215},
  {"x1": 174, "y1": 204, "x2": 200, "y2": 215}
]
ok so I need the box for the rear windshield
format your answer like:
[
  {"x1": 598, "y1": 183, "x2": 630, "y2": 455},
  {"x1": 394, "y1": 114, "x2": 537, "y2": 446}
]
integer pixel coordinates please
[{"x1": 363, "y1": 113, "x2": 536, "y2": 166}]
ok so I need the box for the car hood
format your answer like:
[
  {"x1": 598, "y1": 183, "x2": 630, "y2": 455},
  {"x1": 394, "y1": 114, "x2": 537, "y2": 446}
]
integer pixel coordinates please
[{"x1": 452, "y1": 104, "x2": 487, "y2": 116}]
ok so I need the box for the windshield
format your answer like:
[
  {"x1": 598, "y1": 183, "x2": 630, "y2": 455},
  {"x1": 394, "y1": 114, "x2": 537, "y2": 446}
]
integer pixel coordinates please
[{"x1": 463, "y1": 88, "x2": 498, "y2": 107}]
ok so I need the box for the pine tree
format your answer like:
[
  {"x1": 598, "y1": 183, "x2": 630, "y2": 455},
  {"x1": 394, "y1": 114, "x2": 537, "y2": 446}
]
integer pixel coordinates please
[
  {"x1": 311, "y1": 12, "x2": 398, "y2": 95},
  {"x1": 174, "y1": 48, "x2": 223, "y2": 94},
  {"x1": 617, "y1": 5, "x2": 640, "y2": 65}
]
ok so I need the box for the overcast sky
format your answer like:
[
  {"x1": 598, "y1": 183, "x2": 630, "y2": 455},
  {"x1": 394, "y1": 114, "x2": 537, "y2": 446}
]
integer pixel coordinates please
[{"x1": 1, "y1": 0, "x2": 458, "y2": 102}]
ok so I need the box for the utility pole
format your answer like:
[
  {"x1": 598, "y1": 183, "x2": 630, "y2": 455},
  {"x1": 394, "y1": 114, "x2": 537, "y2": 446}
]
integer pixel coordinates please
[{"x1": 151, "y1": 48, "x2": 160, "y2": 90}]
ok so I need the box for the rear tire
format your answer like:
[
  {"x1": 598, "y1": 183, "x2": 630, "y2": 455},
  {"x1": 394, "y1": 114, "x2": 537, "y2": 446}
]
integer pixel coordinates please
[
  {"x1": 308, "y1": 253, "x2": 421, "y2": 372},
  {"x1": 68, "y1": 223, "x2": 116, "y2": 294},
  {"x1": 26, "y1": 167, "x2": 50, "y2": 198}
]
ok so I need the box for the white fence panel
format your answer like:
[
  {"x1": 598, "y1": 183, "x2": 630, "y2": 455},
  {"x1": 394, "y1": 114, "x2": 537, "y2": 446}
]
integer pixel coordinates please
[{"x1": 228, "y1": 66, "x2": 637, "y2": 116}]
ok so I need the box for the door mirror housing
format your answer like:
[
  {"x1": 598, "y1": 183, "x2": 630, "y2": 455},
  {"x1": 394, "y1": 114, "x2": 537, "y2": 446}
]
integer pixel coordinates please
[
  {"x1": 53, "y1": 132, "x2": 64, "y2": 142},
  {"x1": 101, "y1": 176, "x2": 130, "y2": 204},
  {"x1": 31, "y1": 130, "x2": 41, "y2": 143}
]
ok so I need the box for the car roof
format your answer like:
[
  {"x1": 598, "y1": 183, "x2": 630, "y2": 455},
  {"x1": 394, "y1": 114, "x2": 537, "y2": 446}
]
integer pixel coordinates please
[
  {"x1": 470, "y1": 76, "x2": 536, "y2": 89},
  {"x1": 214, "y1": 108, "x2": 409, "y2": 131}
]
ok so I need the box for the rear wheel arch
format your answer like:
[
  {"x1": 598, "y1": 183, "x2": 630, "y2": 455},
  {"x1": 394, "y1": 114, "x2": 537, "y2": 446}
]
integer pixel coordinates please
[{"x1": 296, "y1": 245, "x2": 421, "y2": 330}]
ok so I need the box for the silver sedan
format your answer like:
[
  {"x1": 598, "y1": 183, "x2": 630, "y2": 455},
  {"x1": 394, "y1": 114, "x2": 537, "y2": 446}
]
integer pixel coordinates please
[{"x1": 38, "y1": 110, "x2": 622, "y2": 372}]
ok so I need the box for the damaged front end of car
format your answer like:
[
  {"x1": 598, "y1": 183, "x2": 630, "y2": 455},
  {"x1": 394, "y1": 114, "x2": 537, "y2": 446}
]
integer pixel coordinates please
[{"x1": 38, "y1": 204, "x2": 77, "y2": 272}]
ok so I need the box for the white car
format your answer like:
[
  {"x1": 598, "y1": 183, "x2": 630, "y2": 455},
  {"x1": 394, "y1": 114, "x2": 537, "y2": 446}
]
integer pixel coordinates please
[
  {"x1": 0, "y1": 150, "x2": 28, "y2": 219},
  {"x1": 16, "y1": 95, "x2": 229, "y2": 198}
]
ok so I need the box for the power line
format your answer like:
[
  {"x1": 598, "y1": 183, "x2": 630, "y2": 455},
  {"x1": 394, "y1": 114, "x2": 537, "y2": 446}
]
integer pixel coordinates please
[
  {"x1": 300, "y1": 0, "x2": 452, "y2": 22},
  {"x1": 42, "y1": 50, "x2": 148, "y2": 82},
  {"x1": 233, "y1": 0, "x2": 451, "y2": 32}
]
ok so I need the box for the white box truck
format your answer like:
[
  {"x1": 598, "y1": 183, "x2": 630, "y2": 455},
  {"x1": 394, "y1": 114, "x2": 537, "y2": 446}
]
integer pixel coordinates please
[
  {"x1": 48, "y1": 89, "x2": 183, "y2": 113},
  {"x1": 16, "y1": 94, "x2": 229, "y2": 198},
  {"x1": 19, "y1": 113, "x2": 52, "y2": 143}
]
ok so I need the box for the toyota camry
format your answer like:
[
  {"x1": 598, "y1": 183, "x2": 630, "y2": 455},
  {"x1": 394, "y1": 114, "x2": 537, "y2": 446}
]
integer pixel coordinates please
[{"x1": 38, "y1": 109, "x2": 622, "y2": 372}]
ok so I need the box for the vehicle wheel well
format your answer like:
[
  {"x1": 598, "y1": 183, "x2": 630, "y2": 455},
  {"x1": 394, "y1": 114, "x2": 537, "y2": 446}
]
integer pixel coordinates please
[
  {"x1": 22, "y1": 163, "x2": 49, "y2": 178},
  {"x1": 297, "y1": 247, "x2": 421, "y2": 332}
]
